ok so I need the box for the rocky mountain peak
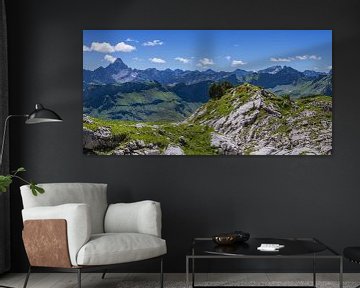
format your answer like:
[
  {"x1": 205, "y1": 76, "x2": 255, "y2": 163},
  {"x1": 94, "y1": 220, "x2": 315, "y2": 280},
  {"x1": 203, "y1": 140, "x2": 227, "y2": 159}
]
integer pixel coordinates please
[
  {"x1": 204, "y1": 68, "x2": 216, "y2": 74},
  {"x1": 108, "y1": 57, "x2": 129, "y2": 70},
  {"x1": 280, "y1": 66, "x2": 301, "y2": 74},
  {"x1": 258, "y1": 65, "x2": 283, "y2": 74}
]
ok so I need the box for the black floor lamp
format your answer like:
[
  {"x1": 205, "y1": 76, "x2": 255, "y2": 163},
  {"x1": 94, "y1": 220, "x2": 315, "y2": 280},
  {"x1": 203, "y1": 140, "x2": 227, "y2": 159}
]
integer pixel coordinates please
[
  {"x1": 0, "y1": 103, "x2": 62, "y2": 288},
  {"x1": 0, "y1": 103, "x2": 63, "y2": 167}
]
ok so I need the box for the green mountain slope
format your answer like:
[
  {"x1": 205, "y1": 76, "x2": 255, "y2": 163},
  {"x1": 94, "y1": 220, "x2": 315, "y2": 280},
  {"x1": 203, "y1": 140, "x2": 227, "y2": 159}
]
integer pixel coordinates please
[
  {"x1": 83, "y1": 83, "x2": 332, "y2": 156},
  {"x1": 83, "y1": 82, "x2": 202, "y2": 122},
  {"x1": 269, "y1": 74, "x2": 332, "y2": 98}
]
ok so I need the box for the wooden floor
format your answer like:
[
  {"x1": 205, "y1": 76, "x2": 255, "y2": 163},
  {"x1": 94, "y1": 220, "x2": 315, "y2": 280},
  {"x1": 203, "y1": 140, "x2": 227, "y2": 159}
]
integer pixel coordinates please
[{"x1": 0, "y1": 273, "x2": 359, "y2": 288}]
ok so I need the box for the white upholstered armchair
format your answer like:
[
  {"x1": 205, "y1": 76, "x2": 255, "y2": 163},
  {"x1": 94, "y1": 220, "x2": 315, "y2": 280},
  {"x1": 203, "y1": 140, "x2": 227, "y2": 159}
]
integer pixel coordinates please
[{"x1": 20, "y1": 183, "x2": 166, "y2": 288}]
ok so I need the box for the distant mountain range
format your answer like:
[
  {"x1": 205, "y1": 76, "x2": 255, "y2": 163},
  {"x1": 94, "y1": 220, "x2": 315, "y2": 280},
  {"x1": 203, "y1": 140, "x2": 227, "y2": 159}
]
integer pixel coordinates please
[
  {"x1": 83, "y1": 58, "x2": 251, "y2": 86},
  {"x1": 84, "y1": 58, "x2": 331, "y2": 90},
  {"x1": 83, "y1": 58, "x2": 332, "y2": 121}
]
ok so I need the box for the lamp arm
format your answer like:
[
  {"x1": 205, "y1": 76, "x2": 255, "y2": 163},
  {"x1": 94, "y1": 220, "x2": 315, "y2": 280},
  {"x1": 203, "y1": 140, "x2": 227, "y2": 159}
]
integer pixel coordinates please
[{"x1": 0, "y1": 114, "x2": 28, "y2": 169}]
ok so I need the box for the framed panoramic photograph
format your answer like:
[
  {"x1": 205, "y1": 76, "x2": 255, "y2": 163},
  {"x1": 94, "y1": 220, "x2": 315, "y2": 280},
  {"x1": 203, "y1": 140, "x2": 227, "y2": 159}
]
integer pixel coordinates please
[{"x1": 83, "y1": 30, "x2": 332, "y2": 156}]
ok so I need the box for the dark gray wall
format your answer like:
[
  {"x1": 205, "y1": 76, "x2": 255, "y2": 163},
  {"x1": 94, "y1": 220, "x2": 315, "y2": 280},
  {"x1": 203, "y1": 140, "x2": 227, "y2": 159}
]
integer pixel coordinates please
[{"x1": 6, "y1": 0, "x2": 360, "y2": 273}]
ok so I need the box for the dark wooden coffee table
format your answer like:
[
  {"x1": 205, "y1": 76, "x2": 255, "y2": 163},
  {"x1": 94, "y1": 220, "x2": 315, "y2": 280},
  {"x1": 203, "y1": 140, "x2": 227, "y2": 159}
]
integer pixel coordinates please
[{"x1": 186, "y1": 237, "x2": 342, "y2": 288}]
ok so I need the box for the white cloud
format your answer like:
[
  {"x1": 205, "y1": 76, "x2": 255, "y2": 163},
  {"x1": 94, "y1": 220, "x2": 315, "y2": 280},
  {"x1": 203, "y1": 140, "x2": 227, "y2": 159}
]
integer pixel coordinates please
[
  {"x1": 225, "y1": 56, "x2": 231, "y2": 61},
  {"x1": 104, "y1": 54, "x2": 117, "y2": 63},
  {"x1": 309, "y1": 55, "x2": 322, "y2": 60},
  {"x1": 199, "y1": 58, "x2": 214, "y2": 66},
  {"x1": 270, "y1": 54, "x2": 322, "y2": 63},
  {"x1": 132, "y1": 57, "x2": 143, "y2": 61},
  {"x1": 83, "y1": 45, "x2": 91, "y2": 52},
  {"x1": 328, "y1": 65, "x2": 332, "y2": 70},
  {"x1": 270, "y1": 57, "x2": 292, "y2": 62},
  {"x1": 295, "y1": 55, "x2": 322, "y2": 61},
  {"x1": 149, "y1": 57, "x2": 166, "y2": 64},
  {"x1": 126, "y1": 38, "x2": 139, "y2": 43},
  {"x1": 114, "y1": 42, "x2": 136, "y2": 52},
  {"x1": 143, "y1": 40, "x2": 164, "y2": 46},
  {"x1": 175, "y1": 57, "x2": 190, "y2": 64},
  {"x1": 87, "y1": 41, "x2": 136, "y2": 53},
  {"x1": 90, "y1": 42, "x2": 115, "y2": 53},
  {"x1": 296, "y1": 55, "x2": 308, "y2": 60},
  {"x1": 231, "y1": 60, "x2": 247, "y2": 66}
]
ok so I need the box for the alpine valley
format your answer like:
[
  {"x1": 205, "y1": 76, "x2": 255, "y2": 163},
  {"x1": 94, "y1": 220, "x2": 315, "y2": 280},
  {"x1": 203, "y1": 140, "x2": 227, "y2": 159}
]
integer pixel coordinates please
[{"x1": 83, "y1": 58, "x2": 332, "y2": 156}]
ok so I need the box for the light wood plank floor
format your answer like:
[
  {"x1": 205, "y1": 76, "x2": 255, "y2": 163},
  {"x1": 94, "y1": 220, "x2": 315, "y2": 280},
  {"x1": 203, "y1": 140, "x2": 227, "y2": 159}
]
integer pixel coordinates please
[{"x1": 1, "y1": 273, "x2": 360, "y2": 288}]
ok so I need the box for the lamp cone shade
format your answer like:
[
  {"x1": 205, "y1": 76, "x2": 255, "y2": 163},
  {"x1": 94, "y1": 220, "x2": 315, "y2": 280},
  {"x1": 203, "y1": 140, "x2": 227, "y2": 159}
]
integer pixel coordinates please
[{"x1": 25, "y1": 104, "x2": 63, "y2": 124}]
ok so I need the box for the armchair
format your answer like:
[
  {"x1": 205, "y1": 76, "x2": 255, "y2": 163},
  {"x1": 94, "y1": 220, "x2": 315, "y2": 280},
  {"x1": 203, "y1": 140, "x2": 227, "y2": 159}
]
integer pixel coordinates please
[{"x1": 20, "y1": 183, "x2": 166, "y2": 288}]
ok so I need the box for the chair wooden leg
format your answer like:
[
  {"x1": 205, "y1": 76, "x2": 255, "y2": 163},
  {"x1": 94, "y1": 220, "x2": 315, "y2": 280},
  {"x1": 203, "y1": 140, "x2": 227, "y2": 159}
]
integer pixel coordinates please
[
  {"x1": 101, "y1": 270, "x2": 107, "y2": 279},
  {"x1": 160, "y1": 257, "x2": 164, "y2": 288},
  {"x1": 22, "y1": 266, "x2": 31, "y2": 288},
  {"x1": 77, "y1": 269, "x2": 81, "y2": 288}
]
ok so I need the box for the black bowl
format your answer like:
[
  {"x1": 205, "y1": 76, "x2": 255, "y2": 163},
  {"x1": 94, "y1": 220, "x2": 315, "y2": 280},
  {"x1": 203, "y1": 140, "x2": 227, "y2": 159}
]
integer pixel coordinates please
[
  {"x1": 212, "y1": 231, "x2": 250, "y2": 246},
  {"x1": 212, "y1": 234, "x2": 237, "y2": 245}
]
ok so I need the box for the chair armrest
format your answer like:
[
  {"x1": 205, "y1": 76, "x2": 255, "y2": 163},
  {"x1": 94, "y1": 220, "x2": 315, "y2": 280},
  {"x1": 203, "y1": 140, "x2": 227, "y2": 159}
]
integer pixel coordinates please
[
  {"x1": 23, "y1": 219, "x2": 72, "y2": 268},
  {"x1": 104, "y1": 200, "x2": 162, "y2": 237},
  {"x1": 22, "y1": 203, "x2": 91, "y2": 266}
]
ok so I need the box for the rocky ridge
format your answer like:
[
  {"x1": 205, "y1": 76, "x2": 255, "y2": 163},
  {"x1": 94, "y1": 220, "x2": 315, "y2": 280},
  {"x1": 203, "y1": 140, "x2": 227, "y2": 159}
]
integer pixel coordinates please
[{"x1": 187, "y1": 83, "x2": 332, "y2": 155}]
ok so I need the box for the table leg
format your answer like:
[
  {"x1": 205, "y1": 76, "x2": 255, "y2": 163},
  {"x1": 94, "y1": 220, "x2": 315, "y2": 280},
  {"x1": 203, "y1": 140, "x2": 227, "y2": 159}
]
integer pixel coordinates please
[
  {"x1": 186, "y1": 257, "x2": 189, "y2": 288},
  {"x1": 192, "y1": 246, "x2": 195, "y2": 288},
  {"x1": 192, "y1": 257, "x2": 195, "y2": 288},
  {"x1": 339, "y1": 257, "x2": 343, "y2": 288},
  {"x1": 313, "y1": 254, "x2": 316, "y2": 287}
]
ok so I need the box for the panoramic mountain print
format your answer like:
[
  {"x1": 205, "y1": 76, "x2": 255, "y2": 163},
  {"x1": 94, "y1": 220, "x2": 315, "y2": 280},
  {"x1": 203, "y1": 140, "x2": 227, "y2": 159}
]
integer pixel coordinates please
[{"x1": 83, "y1": 30, "x2": 332, "y2": 156}]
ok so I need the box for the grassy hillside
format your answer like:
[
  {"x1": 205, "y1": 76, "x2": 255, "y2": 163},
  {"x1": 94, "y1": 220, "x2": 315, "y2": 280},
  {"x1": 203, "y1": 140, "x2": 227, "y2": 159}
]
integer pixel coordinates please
[
  {"x1": 269, "y1": 74, "x2": 332, "y2": 98},
  {"x1": 83, "y1": 117, "x2": 216, "y2": 155},
  {"x1": 83, "y1": 83, "x2": 202, "y2": 122}
]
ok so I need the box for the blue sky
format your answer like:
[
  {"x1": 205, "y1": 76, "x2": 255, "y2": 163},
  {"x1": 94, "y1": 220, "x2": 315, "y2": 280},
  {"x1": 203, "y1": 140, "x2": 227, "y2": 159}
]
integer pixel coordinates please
[{"x1": 83, "y1": 30, "x2": 332, "y2": 72}]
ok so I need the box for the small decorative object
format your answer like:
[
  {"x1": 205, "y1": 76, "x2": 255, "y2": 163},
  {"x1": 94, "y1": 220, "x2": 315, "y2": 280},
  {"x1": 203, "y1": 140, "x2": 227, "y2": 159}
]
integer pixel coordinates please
[
  {"x1": 212, "y1": 233, "x2": 238, "y2": 245},
  {"x1": 212, "y1": 230, "x2": 250, "y2": 245}
]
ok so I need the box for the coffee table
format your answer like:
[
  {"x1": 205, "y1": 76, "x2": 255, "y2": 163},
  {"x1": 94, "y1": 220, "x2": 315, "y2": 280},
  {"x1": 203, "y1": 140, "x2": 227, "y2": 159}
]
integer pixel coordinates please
[{"x1": 186, "y1": 237, "x2": 343, "y2": 288}]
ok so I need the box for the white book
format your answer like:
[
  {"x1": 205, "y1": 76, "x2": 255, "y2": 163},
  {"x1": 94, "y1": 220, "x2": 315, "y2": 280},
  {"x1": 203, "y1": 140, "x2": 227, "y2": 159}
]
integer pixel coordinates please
[{"x1": 257, "y1": 243, "x2": 285, "y2": 251}]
